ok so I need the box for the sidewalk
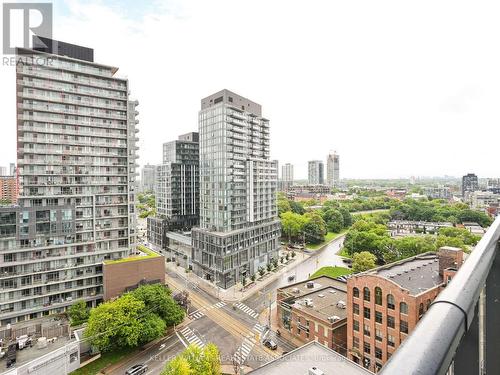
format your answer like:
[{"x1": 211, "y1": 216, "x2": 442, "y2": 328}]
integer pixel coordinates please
[{"x1": 166, "y1": 250, "x2": 311, "y2": 303}]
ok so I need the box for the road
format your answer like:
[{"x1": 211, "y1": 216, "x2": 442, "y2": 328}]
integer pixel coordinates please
[
  {"x1": 107, "y1": 333, "x2": 185, "y2": 375},
  {"x1": 243, "y1": 234, "x2": 347, "y2": 314},
  {"x1": 113, "y1": 235, "x2": 346, "y2": 374}
]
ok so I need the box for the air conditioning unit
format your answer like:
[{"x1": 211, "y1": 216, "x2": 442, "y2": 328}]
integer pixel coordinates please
[
  {"x1": 308, "y1": 367, "x2": 325, "y2": 375},
  {"x1": 306, "y1": 282, "x2": 314, "y2": 289},
  {"x1": 304, "y1": 298, "x2": 313, "y2": 307},
  {"x1": 292, "y1": 287, "x2": 300, "y2": 294},
  {"x1": 328, "y1": 315, "x2": 341, "y2": 323},
  {"x1": 336, "y1": 300, "x2": 346, "y2": 309}
]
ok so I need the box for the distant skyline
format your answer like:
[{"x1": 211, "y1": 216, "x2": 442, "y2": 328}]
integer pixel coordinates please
[{"x1": 2, "y1": 0, "x2": 500, "y2": 179}]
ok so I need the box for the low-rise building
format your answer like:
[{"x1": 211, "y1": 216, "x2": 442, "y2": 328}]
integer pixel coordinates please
[
  {"x1": 277, "y1": 276, "x2": 348, "y2": 355},
  {"x1": 347, "y1": 247, "x2": 463, "y2": 372},
  {"x1": 423, "y1": 186, "x2": 452, "y2": 200},
  {"x1": 102, "y1": 246, "x2": 165, "y2": 300},
  {"x1": 248, "y1": 341, "x2": 373, "y2": 375}
]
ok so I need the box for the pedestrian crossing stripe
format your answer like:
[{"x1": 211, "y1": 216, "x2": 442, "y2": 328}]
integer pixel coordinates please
[
  {"x1": 179, "y1": 326, "x2": 205, "y2": 348},
  {"x1": 188, "y1": 301, "x2": 226, "y2": 320},
  {"x1": 234, "y1": 302, "x2": 259, "y2": 319}
]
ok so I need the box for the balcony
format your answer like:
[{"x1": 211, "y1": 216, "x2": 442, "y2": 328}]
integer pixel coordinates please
[{"x1": 380, "y1": 216, "x2": 500, "y2": 375}]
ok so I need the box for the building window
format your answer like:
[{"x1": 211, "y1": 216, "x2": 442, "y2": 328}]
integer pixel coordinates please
[
  {"x1": 353, "y1": 287, "x2": 359, "y2": 298},
  {"x1": 387, "y1": 294, "x2": 395, "y2": 309},
  {"x1": 419, "y1": 303, "x2": 424, "y2": 318},
  {"x1": 375, "y1": 347, "x2": 383, "y2": 360},
  {"x1": 364, "y1": 307, "x2": 371, "y2": 319},
  {"x1": 364, "y1": 342, "x2": 371, "y2": 354},
  {"x1": 388, "y1": 334, "x2": 395, "y2": 347},
  {"x1": 364, "y1": 287, "x2": 370, "y2": 301},
  {"x1": 400, "y1": 302, "x2": 408, "y2": 315},
  {"x1": 353, "y1": 320, "x2": 359, "y2": 331},
  {"x1": 400, "y1": 320, "x2": 408, "y2": 334},
  {"x1": 353, "y1": 303, "x2": 359, "y2": 315},
  {"x1": 353, "y1": 337, "x2": 359, "y2": 349},
  {"x1": 376, "y1": 363, "x2": 383, "y2": 372},
  {"x1": 364, "y1": 323, "x2": 371, "y2": 337},
  {"x1": 426, "y1": 299, "x2": 431, "y2": 310},
  {"x1": 375, "y1": 287, "x2": 382, "y2": 305},
  {"x1": 375, "y1": 311, "x2": 383, "y2": 324},
  {"x1": 387, "y1": 315, "x2": 395, "y2": 328},
  {"x1": 376, "y1": 328, "x2": 383, "y2": 342}
]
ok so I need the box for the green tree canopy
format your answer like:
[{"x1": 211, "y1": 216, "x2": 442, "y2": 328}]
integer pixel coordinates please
[
  {"x1": 352, "y1": 251, "x2": 377, "y2": 273},
  {"x1": 161, "y1": 344, "x2": 222, "y2": 375},
  {"x1": 68, "y1": 300, "x2": 89, "y2": 326},
  {"x1": 131, "y1": 284, "x2": 184, "y2": 326}
]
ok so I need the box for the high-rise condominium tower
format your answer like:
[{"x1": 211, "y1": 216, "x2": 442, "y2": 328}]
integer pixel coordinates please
[
  {"x1": 462, "y1": 173, "x2": 479, "y2": 198},
  {"x1": 141, "y1": 164, "x2": 156, "y2": 193},
  {"x1": 157, "y1": 132, "x2": 199, "y2": 228},
  {"x1": 281, "y1": 163, "x2": 294, "y2": 189},
  {"x1": 0, "y1": 37, "x2": 138, "y2": 325},
  {"x1": 192, "y1": 90, "x2": 280, "y2": 288},
  {"x1": 327, "y1": 151, "x2": 340, "y2": 187},
  {"x1": 147, "y1": 133, "x2": 200, "y2": 248},
  {"x1": 308, "y1": 160, "x2": 324, "y2": 185}
]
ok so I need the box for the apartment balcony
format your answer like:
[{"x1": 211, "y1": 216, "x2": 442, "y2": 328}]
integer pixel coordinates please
[{"x1": 380, "y1": 217, "x2": 500, "y2": 375}]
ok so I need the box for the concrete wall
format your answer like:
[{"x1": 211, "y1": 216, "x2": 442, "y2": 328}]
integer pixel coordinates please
[{"x1": 103, "y1": 255, "x2": 166, "y2": 300}]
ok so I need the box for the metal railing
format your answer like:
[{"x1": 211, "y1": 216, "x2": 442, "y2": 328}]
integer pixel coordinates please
[{"x1": 380, "y1": 216, "x2": 500, "y2": 375}]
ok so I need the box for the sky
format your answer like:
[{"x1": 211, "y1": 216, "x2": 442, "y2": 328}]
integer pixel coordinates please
[{"x1": 1, "y1": 0, "x2": 500, "y2": 179}]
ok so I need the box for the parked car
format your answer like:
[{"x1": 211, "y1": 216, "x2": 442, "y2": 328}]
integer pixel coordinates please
[
  {"x1": 263, "y1": 339, "x2": 277, "y2": 350},
  {"x1": 125, "y1": 363, "x2": 148, "y2": 375}
]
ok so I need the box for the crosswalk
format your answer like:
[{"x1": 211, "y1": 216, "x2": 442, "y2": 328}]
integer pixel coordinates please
[
  {"x1": 233, "y1": 323, "x2": 267, "y2": 365},
  {"x1": 234, "y1": 302, "x2": 259, "y2": 319},
  {"x1": 180, "y1": 326, "x2": 205, "y2": 348},
  {"x1": 188, "y1": 301, "x2": 226, "y2": 320}
]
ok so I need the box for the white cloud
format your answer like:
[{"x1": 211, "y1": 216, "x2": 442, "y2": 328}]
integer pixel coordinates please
[{"x1": 2, "y1": 0, "x2": 500, "y2": 179}]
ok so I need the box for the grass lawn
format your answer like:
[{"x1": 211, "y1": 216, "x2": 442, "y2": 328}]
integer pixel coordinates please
[
  {"x1": 338, "y1": 248, "x2": 351, "y2": 258},
  {"x1": 306, "y1": 230, "x2": 347, "y2": 250},
  {"x1": 309, "y1": 266, "x2": 353, "y2": 279},
  {"x1": 71, "y1": 347, "x2": 136, "y2": 375}
]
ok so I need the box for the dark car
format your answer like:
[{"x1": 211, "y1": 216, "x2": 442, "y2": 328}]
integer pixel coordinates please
[
  {"x1": 125, "y1": 363, "x2": 148, "y2": 375},
  {"x1": 263, "y1": 339, "x2": 277, "y2": 350}
]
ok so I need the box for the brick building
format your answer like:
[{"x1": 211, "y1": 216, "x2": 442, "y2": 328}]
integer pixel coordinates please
[
  {"x1": 277, "y1": 276, "x2": 349, "y2": 355},
  {"x1": 0, "y1": 176, "x2": 17, "y2": 204},
  {"x1": 102, "y1": 247, "x2": 165, "y2": 300},
  {"x1": 347, "y1": 247, "x2": 463, "y2": 372}
]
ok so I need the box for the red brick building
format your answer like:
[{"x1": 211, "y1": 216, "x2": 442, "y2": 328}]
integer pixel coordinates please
[
  {"x1": 0, "y1": 176, "x2": 18, "y2": 204},
  {"x1": 103, "y1": 249, "x2": 165, "y2": 300},
  {"x1": 277, "y1": 276, "x2": 349, "y2": 355},
  {"x1": 347, "y1": 247, "x2": 463, "y2": 372}
]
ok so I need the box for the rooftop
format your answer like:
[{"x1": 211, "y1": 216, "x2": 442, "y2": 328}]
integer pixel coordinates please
[
  {"x1": 292, "y1": 286, "x2": 348, "y2": 322},
  {"x1": 279, "y1": 276, "x2": 347, "y2": 298},
  {"x1": 364, "y1": 253, "x2": 442, "y2": 295},
  {"x1": 103, "y1": 245, "x2": 160, "y2": 265},
  {"x1": 248, "y1": 341, "x2": 373, "y2": 375}
]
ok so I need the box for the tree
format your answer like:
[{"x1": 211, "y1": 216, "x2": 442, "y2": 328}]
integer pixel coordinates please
[
  {"x1": 339, "y1": 207, "x2": 353, "y2": 227},
  {"x1": 68, "y1": 300, "x2": 89, "y2": 326},
  {"x1": 258, "y1": 266, "x2": 265, "y2": 277},
  {"x1": 85, "y1": 294, "x2": 145, "y2": 351},
  {"x1": 241, "y1": 274, "x2": 247, "y2": 288},
  {"x1": 323, "y1": 208, "x2": 344, "y2": 233},
  {"x1": 250, "y1": 274, "x2": 256, "y2": 282},
  {"x1": 266, "y1": 263, "x2": 272, "y2": 272},
  {"x1": 139, "y1": 313, "x2": 166, "y2": 344},
  {"x1": 289, "y1": 200, "x2": 305, "y2": 215},
  {"x1": 161, "y1": 355, "x2": 191, "y2": 375},
  {"x1": 281, "y1": 211, "x2": 307, "y2": 242},
  {"x1": 161, "y1": 344, "x2": 221, "y2": 375},
  {"x1": 131, "y1": 284, "x2": 184, "y2": 327},
  {"x1": 352, "y1": 251, "x2": 377, "y2": 273},
  {"x1": 278, "y1": 198, "x2": 292, "y2": 217}
]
